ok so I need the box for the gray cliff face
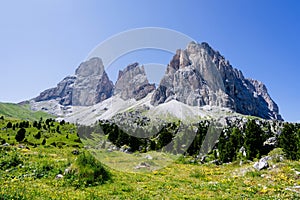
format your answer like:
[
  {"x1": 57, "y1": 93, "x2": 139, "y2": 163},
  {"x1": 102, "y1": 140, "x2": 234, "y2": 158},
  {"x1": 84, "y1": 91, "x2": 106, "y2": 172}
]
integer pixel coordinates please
[
  {"x1": 114, "y1": 63, "x2": 155, "y2": 101},
  {"x1": 72, "y1": 57, "x2": 113, "y2": 106},
  {"x1": 34, "y1": 76, "x2": 76, "y2": 106},
  {"x1": 151, "y1": 42, "x2": 283, "y2": 120},
  {"x1": 34, "y1": 57, "x2": 114, "y2": 106}
]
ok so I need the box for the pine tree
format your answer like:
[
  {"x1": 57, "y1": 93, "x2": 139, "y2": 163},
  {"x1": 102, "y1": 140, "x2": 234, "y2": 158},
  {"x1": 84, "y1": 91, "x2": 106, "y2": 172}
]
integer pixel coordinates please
[
  {"x1": 157, "y1": 127, "x2": 173, "y2": 150},
  {"x1": 56, "y1": 125, "x2": 61, "y2": 133},
  {"x1": 6, "y1": 122, "x2": 12, "y2": 129},
  {"x1": 15, "y1": 128, "x2": 26, "y2": 142},
  {"x1": 278, "y1": 123, "x2": 299, "y2": 160},
  {"x1": 244, "y1": 120, "x2": 264, "y2": 160},
  {"x1": 42, "y1": 138, "x2": 46, "y2": 145},
  {"x1": 34, "y1": 131, "x2": 41, "y2": 139}
]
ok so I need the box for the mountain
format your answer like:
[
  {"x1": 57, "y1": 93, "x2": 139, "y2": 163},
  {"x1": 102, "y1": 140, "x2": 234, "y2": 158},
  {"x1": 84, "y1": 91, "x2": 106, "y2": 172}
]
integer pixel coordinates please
[
  {"x1": 34, "y1": 57, "x2": 114, "y2": 106},
  {"x1": 114, "y1": 62, "x2": 155, "y2": 101},
  {"x1": 30, "y1": 42, "x2": 283, "y2": 123},
  {"x1": 151, "y1": 42, "x2": 282, "y2": 120}
]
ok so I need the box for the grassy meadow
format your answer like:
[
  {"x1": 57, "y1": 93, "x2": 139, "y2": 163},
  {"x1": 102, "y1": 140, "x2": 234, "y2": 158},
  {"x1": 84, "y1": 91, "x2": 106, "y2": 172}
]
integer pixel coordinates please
[{"x1": 1, "y1": 116, "x2": 300, "y2": 199}]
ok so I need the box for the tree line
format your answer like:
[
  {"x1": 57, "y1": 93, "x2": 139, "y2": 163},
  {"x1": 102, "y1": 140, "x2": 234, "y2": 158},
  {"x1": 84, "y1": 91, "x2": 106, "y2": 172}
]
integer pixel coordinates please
[{"x1": 95, "y1": 119, "x2": 300, "y2": 162}]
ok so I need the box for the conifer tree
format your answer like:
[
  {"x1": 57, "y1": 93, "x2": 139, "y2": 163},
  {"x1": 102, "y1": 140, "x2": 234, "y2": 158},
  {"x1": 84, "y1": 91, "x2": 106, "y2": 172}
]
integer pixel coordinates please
[
  {"x1": 278, "y1": 123, "x2": 299, "y2": 160},
  {"x1": 244, "y1": 120, "x2": 264, "y2": 160}
]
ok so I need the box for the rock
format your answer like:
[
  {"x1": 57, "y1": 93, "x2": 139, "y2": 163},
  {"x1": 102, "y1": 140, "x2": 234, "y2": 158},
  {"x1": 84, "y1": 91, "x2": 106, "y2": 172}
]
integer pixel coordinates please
[
  {"x1": 135, "y1": 162, "x2": 151, "y2": 169},
  {"x1": 285, "y1": 186, "x2": 300, "y2": 193},
  {"x1": 151, "y1": 42, "x2": 283, "y2": 120},
  {"x1": 34, "y1": 57, "x2": 114, "y2": 106},
  {"x1": 200, "y1": 155, "x2": 207, "y2": 163},
  {"x1": 72, "y1": 57, "x2": 114, "y2": 106},
  {"x1": 145, "y1": 154, "x2": 153, "y2": 160},
  {"x1": 55, "y1": 174, "x2": 64, "y2": 179},
  {"x1": 253, "y1": 156, "x2": 271, "y2": 170},
  {"x1": 114, "y1": 63, "x2": 155, "y2": 100},
  {"x1": 34, "y1": 76, "x2": 76, "y2": 106},
  {"x1": 124, "y1": 149, "x2": 131, "y2": 154},
  {"x1": 64, "y1": 168, "x2": 71, "y2": 175},
  {"x1": 263, "y1": 137, "x2": 277, "y2": 147},
  {"x1": 210, "y1": 159, "x2": 222, "y2": 165},
  {"x1": 72, "y1": 149, "x2": 80, "y2": 155},
  {"x1": 293, "y1": 169, "x2": 300, "y2": 175},
  {"x1": 2, "y1": 143, "x2": 10, "y2": 147},
  {"x1": 239, "y1": 146, "x2": 247, "y2": 157},
  {"x1": 119, "y1": 145, "x2": 131, "y2": 153}
]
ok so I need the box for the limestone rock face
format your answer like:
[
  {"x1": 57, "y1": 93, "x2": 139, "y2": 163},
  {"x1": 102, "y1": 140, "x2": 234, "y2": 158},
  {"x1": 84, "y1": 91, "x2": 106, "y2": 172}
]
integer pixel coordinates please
[
  {"x1": 72, "y1": 57, "x2": 113, "y2": 106},
  {"x1": 34, "y1": 57, "x2": 114, "y2": 106},
  {"x1": 151, "y1": 42, "x2": 282, "y2": 120},
  {"x1": 34, "y1": 76, "x2": 76, "y2": 106},
  {"x1": 114, "y1": 63, "x2": 155, "y2": 101}
]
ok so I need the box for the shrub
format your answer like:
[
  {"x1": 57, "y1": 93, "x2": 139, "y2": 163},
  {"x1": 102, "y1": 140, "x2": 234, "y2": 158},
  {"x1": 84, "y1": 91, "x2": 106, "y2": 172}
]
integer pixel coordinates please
[
  {"x1": 0, "y1": 150, "x2": 23, "y2": 170},
  {"x1": 67, "y1": 151, "x2": 110, "y2": 187},
  {"x1": 0, "y1": 137, "x2": 6, "y2": 144}
]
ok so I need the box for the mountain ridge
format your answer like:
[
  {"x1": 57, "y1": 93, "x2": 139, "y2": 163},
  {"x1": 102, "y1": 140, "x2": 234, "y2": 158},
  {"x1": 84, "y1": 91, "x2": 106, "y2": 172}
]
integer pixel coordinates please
[{"x1": 31, "y1": 41, "x2": 283, "y2": 122}]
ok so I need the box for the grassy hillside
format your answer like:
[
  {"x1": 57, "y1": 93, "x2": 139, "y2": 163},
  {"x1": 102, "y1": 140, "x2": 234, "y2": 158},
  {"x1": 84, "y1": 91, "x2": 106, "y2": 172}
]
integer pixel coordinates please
[
  {"x1": 0, "y1": 102, "x2": 53, "y2": 121},
  {"x1": 1, "y1": 117, "x2": 300, "y2": 199}
]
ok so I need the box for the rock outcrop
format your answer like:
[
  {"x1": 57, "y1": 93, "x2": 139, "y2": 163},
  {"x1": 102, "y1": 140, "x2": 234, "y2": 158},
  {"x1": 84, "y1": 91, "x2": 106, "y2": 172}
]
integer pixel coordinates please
[
  {"x1": 72, "y1": 57, "x2": 113, "y2": 106},
  {"x1": 151, "y1": 42, "x2": 283, "y2": 120},
  {"x1": 114, "y1": 63, "x2": 155, "y2": 101},
  {"x1": 34, "y1": 76, "x2": 76, "y2": 106},
  {"x1": 34, "y1": 57, "x2": 114, "y2": 106}
]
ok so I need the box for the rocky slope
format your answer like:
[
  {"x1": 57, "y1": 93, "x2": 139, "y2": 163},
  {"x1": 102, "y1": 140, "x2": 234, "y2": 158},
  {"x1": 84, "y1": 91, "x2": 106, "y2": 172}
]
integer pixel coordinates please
[{"x1": 151, "y1": 42, "x2": 282, "y2": 120}]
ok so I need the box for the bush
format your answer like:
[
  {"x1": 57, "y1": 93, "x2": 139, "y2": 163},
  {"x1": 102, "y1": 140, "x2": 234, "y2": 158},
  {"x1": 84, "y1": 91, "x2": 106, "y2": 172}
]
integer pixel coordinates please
[
  {"x1": 0, "y1": 150, "x2": 23, "y2": 170},
  {"x1": 0, "y1": 137, "x2": 6, "y2": 145},
  {"x1": 67, "y1": 151, "x2": 110, "y2": 187}
]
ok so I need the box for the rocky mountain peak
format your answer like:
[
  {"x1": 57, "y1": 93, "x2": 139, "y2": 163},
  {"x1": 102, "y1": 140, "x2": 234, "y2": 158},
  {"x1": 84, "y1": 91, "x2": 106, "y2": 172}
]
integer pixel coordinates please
[
  {"x1": 75, "y1": 57, "x2": 104, "y2": 77},
  {"x1": 34, "y1": 57, "x2": 114, "y2": 106},
  {"x1": 151, "y1": 42, "x2": 283, "y2": 120},
  {"x1": 72, "y1": 57, "x2": 113, "y2": 106},
  {"x1": 114, "y1": 63, "x2": 155, "y2": 101}
]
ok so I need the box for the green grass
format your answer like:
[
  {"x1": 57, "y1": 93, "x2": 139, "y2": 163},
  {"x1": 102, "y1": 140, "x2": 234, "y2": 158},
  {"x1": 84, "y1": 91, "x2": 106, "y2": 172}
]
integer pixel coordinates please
[
  {"x1": 1, "y1": 117, "x2": 300, "y2": 199},
  {"x1": 0, "y1": 102, "x2": 53, "y2": 121}
]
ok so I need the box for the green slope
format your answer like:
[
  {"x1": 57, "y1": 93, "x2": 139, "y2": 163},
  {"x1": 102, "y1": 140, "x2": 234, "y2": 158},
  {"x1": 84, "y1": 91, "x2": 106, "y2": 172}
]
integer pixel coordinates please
[
  {"x1": 0, "y1": 102, "x2": 53, "y2": 121},
  {"x1": 1, "y1": 117, "x2": 299, "y2": 199}
]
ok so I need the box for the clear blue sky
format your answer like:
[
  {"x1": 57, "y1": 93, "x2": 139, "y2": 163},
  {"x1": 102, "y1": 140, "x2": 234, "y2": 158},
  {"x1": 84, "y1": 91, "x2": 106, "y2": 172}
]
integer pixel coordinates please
[{"x1": 0, "y1": 0, "x2": 299, "y2": 122}]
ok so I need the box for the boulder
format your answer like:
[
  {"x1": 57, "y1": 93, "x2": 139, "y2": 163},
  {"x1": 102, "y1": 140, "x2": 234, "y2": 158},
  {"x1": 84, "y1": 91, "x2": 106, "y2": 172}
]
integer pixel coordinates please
[
  {"x1": 263, "y1": 137, "x2": 278, "y2": 147},
  {"x1": 253, "y1": 156, "x2": 271, "y2": 170},
  {"x1": 55, "y1": 174, "x2": 64, "y2": 179},
  {"x1": 72, "y1": 149, "x2": 80, "y2": 155},
  {"x1": 145, "y1": 154, "x2": 153, "y2": 160}
]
